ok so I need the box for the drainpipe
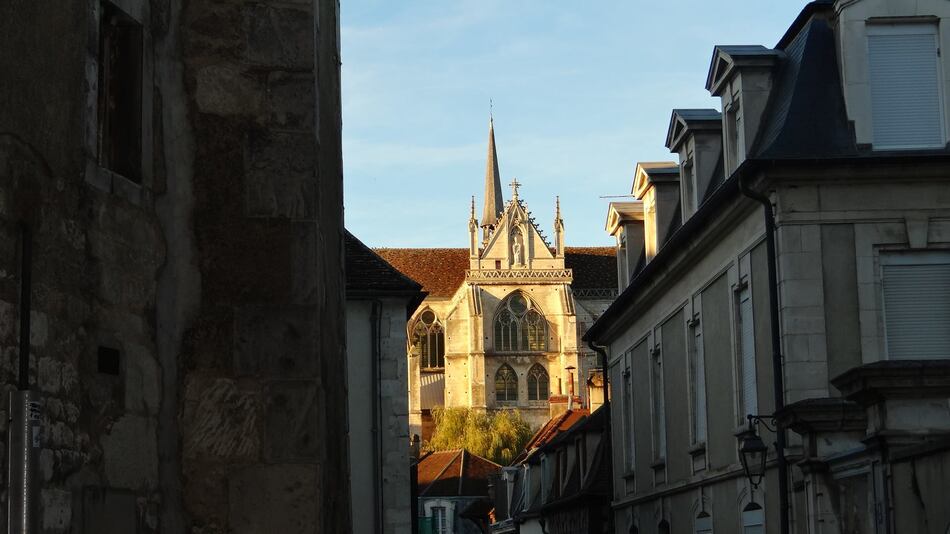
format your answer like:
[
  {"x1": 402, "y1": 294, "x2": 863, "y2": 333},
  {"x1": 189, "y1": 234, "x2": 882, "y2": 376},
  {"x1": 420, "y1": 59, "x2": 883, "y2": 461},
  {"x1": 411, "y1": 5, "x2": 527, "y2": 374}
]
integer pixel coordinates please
[
  {"x1": 587, "y1": 341, "x2": 609, "y2": 406},
  {"x1": 9, "y1": 223, "x2": 40, "y2": 534},
  {"x1": 370, "y1": 300, "x2": 384, "y2": 534},
  {"x1": 738, "y1": 173, "x2": 789, "y2": 534}
]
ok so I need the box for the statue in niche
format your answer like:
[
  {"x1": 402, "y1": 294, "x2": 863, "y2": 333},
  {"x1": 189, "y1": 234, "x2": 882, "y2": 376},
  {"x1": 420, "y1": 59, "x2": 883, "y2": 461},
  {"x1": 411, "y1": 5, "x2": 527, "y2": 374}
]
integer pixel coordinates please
[{"x1": 512, "y1": 233, "x2": 524, "y2": 266}]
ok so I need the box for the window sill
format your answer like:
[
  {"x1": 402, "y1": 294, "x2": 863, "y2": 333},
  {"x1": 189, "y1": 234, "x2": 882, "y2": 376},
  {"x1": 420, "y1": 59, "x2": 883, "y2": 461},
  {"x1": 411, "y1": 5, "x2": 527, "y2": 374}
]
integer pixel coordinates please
[
  {"x1": 622, "y1": 470, "x2": 636, "y2": 481},
  {"x1": 86, "y1": 163, "x2": 144, "y2": 206},
  {"x1": 420, "y1": 368, "x2": 445, "y2": 373},
  {"x1": 650, "y1": 458, "x2": 666, "y2": 471},
  {"x1": 688, "y1": 442, "x2": 707, "y2": 457}
]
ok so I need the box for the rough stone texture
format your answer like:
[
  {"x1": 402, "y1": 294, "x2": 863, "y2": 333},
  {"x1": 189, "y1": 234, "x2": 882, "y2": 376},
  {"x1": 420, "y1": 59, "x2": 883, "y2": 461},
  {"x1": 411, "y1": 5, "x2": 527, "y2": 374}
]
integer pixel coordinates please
[{"x1": 0, "y1": 0, "x2": 348, "y2": 532}]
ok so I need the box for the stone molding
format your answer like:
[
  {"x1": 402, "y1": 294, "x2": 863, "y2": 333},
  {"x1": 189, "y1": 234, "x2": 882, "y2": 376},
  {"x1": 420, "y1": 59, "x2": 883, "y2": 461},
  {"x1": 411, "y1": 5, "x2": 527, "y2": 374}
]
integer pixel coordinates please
[
  {"x1": 465, "y1": 269, "x2": 573, "y2": 284},
  {"x1": 831, "y1": 360, "x2": 950, "y2": 406}
]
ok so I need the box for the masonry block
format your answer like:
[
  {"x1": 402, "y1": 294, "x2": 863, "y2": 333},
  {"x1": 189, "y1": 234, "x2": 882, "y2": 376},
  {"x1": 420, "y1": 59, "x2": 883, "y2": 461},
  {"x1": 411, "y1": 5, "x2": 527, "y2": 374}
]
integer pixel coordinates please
[
  {"x1": 244, "y1": 131, "x2": 315, "y2": 218},
  {"x1": 262, "y1": 381, "x2": 318, "y2": 461},
  {"x1": 244, "y1": 5, "x2": 313, "y2": 69},
  {"x1": 228, "y1": 464, "x2": 319, "y2": 534},
  {"x1": 234, "y1": 305, "x2": 318, "y2": 377}
]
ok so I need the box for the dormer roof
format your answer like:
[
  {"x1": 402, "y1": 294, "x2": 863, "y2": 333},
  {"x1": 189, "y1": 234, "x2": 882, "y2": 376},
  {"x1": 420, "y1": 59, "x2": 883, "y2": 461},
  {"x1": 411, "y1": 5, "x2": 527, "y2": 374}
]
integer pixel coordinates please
[
  {"x1": 605, "y1": 201, "x2": 644, "y2": 237},
  {"x1": 665, "y1": 109, "x2": 723, "y2": 152},
  {"x1": 705, "y1": 45, "x2": 783, "y2": 96},
  {"x1": 631, "y1": 162, "x2": 679, "y2": 199}
]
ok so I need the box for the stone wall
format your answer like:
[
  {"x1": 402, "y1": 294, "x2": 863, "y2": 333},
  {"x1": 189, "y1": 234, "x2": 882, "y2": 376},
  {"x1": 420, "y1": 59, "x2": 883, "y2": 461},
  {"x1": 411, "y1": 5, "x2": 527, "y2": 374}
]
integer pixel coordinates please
[{"x1": 0, "y1": 0, "x2": 348, "y2": 532}]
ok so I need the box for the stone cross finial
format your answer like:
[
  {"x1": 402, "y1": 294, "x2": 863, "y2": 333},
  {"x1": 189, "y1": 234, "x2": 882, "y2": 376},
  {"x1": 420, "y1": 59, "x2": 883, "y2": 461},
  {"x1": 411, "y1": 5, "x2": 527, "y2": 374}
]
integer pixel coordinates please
[{"x1": 509, "y1": 178, "x2": 521, "y2": 200}]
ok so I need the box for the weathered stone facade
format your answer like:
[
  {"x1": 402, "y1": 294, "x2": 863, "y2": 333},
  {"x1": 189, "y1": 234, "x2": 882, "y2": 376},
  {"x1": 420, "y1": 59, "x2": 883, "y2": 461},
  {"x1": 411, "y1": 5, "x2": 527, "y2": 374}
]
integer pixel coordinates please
[{"x1": 0, "y1": 0, "x2": 347, "y2": 532}]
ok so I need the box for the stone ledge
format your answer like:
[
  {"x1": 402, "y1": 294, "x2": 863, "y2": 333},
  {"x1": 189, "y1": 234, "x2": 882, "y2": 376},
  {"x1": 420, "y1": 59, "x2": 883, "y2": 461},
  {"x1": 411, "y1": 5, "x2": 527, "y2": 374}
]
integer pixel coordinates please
[
  {"x1": 831, "y1": 360, "x2": 950, "y2": 406},
  {"x1": 775, "y1": 397, "x2": 867, "y2": 434}
]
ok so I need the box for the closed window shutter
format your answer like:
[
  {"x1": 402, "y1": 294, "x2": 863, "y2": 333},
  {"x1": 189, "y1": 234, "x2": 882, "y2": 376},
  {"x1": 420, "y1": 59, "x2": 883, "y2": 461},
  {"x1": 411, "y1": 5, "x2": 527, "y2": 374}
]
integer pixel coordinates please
[
  {"x1": 691, "y1": 326, "x2": 707, "y2": 442},
  {"x1": 883, "y1": 261, "x2": 950, "y2": 359},
  {"x1": 869, "y1": 28, "x2": 943, "y2": 149},
  {"x1": 739, "y1": 287, "x2": 757, "y2": 417}
]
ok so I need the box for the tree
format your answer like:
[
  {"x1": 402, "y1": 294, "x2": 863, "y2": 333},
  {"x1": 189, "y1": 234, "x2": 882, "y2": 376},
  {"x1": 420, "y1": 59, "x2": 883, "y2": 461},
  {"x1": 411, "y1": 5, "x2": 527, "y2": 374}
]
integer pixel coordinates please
[{"x1": 425, "y1": 407, "x2": 534, "y2": 465}]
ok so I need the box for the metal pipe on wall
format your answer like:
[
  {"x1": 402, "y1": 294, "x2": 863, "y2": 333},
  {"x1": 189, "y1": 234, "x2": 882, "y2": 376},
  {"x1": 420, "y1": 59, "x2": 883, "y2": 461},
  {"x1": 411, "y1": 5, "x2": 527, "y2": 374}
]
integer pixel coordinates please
[
  {"x1": 9, "y1": 223, "x2": 39, "y2": 534},
  {"x1": 738, "y1": 173, "x2": 790, "y2": 534}
]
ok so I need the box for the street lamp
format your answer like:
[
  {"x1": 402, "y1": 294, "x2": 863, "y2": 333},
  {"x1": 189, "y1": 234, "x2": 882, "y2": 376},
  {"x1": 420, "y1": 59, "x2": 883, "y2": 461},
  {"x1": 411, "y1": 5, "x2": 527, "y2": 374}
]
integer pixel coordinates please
[{"x1": 738, "y1": 414, "x2": 776, "y2": 489}]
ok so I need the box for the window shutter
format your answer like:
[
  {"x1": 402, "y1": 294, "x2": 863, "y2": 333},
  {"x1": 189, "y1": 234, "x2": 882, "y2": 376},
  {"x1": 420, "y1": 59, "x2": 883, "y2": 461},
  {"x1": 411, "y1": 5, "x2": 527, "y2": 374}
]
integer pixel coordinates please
[
  {"x1": 739, "y1": 287, "x2": 757, "y2": 417},
  {"x1": 883, "y1": 261, "x2": 950, "y2": 359},
  {"x1": 868, "y1": 27, "x2": 943, "y2": 149}
]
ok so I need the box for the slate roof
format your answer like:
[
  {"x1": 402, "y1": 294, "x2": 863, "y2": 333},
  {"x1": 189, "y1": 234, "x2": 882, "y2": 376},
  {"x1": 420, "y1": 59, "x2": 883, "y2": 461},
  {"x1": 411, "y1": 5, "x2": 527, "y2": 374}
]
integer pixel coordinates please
[
  {"x1": 374, "y1": 247, "x2": 617, "y2": 298},
  {"x1": 417, "y1": 449, "x2": 501, "y2": 498},
  {"x1": 344, "y1": 230, "x2": 423, "y2": 294}
]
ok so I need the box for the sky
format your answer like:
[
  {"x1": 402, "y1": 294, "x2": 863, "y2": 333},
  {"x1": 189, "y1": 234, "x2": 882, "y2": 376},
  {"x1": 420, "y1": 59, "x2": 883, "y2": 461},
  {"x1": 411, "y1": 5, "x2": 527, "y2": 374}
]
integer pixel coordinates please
[{"x1": 341, "y1": 1, "x2": 808, "y2": 248}]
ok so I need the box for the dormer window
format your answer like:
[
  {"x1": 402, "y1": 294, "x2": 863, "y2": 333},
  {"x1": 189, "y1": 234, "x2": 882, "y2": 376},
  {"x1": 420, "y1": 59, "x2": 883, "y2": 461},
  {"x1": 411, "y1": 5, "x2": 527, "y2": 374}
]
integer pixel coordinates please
[
  {"x1": 725, "y1": 99, "x2": 741, "y2": 170},
  {"x1": 868, "y1": 23, "x2": 943, "y2": 150}
]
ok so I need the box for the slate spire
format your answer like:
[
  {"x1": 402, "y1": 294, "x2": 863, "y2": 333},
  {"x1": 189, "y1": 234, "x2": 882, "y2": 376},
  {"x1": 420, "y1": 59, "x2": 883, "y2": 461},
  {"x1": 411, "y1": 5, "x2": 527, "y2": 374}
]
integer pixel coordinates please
[{"x1": 482, "y1": 115, "x2": 504, "y2": 228}]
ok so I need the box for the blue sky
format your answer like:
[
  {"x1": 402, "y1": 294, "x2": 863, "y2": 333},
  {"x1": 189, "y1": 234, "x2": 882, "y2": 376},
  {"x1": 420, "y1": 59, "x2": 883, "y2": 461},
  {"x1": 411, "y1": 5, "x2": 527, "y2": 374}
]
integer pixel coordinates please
[{"x1": 341, "y1": 1, "x2": 807, "y2": 247}]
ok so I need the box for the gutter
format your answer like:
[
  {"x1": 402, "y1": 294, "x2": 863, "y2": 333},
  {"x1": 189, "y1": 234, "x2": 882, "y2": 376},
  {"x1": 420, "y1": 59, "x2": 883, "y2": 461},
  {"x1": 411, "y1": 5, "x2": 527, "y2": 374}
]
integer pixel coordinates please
[{"x1": 370, "y1": 300, "x2": 384, "y2": 534}]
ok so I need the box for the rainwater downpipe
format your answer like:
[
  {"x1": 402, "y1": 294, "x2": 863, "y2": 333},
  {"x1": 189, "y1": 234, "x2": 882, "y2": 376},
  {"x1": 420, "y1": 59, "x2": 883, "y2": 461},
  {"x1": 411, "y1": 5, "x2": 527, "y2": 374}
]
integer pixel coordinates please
[
  {"x1": 370, "y1": 300, "x2": 384, "y2": 534},
  {"x1": 737, "y1": 172, "x2": 790, "y2": 534},
  {"x1": 9, "y1": 223, "x2": 40, "y2": 534}
]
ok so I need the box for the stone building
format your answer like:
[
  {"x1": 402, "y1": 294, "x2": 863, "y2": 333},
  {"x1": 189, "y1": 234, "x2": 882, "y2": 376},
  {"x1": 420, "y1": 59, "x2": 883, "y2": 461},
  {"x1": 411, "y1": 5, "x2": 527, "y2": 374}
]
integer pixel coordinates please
[
  {"x1": 345, "y1": 230, "x2": 425, "y2": 534},
  {"x1": 377, "y1": 119, "x2": 617, "y2": 438},
  {"x1": 586, "y1": 1, "x2": 950, "y2": 533},
  {"x1": 417, "y1": 449, "x2": 500, "y2": 534},
  {"x1": 0, "y1": 0, "x2": 347, "y2": 532}
]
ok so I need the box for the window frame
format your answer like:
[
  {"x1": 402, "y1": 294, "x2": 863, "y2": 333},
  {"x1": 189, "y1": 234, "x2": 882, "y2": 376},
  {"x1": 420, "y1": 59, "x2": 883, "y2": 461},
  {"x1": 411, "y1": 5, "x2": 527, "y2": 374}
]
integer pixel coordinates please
[
  {"x1": 867, "y1": 22, "x2": 945, "y2": 150},
  {"x1": 412, "y1": 309, "x2": 446, "y2": 370},
  {"x1": 493, "y1": 292, "x2": 549, "y2": 353},
  {"x1": 879, "y1": 250, "x2": 950, "y2": 360},
  {"x1": 526, "y1": 363, "x2": 550, "y2": 403},
  {"x1": 495, "y1": 363, "x2": 519, "y2": 405}
]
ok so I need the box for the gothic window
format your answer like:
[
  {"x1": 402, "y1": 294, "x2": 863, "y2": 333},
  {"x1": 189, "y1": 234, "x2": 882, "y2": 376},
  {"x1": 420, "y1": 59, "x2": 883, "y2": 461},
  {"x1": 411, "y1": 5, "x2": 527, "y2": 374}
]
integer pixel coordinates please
[
  {"x1": 527, "y1": 364, "x2": 549, "y2": 402},
  {"x1": 495, "y1": 364, "x2": 518, "y2": 404},
  {"x1": 494, "y1": 293, "x2": 547, "y2": 352},
  {"x1": 412, "y1": 309, "x2": 445, "y2": 369}
]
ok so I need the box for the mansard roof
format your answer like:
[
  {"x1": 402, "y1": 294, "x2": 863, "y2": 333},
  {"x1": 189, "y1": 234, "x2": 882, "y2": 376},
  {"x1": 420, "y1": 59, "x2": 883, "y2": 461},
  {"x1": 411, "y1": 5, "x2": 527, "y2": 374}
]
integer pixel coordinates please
[{"x1": 374, "y1": 247, "x2": 616, "y2": 298}]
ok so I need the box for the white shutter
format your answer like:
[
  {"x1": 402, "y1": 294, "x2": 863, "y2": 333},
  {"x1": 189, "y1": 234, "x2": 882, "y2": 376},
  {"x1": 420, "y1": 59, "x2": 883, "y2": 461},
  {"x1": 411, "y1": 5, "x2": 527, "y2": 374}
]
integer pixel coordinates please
[
  {"x1": 883, "y1": 255, "x2": 950, "y2": 360},
  {"x1": 868, "y1": 26, "x2": 943, "y2": 149},
  {"x1": 739, "y1": 287, "x2": 757, "y2": 417}
]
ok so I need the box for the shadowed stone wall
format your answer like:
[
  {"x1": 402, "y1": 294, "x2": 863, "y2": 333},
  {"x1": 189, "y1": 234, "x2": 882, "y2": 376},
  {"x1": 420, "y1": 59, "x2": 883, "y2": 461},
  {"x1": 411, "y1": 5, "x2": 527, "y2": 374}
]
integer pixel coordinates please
[{"x1": 0, "y1": 0, "x2": 348, "y2": 532}]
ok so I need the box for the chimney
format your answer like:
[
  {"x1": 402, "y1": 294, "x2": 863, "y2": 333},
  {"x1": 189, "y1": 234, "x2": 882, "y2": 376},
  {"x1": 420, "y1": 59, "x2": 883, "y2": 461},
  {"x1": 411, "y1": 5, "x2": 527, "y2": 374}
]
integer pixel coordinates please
[{"x1": 632, "y1": 162, "x2": 680, "y2": 262}]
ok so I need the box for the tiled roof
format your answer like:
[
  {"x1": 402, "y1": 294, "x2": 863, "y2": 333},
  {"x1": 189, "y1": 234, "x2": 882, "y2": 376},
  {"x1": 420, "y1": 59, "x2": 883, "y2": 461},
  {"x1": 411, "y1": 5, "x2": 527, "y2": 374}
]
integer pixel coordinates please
[
  {"x1": 417, "y1": 449, "x2": 501, "y2": 497},
  {"x1": 513, "y1": 409, "x2": 588, "y2": 464},
  {"x1": 344, "y1": 230, "x2": 423, "y2": 293},
  {"x1": 564, "y1": 247, "x2": 616, "y2": 290},
  {"x1": 374, "y1": 247, "x2": 616, "y2": 298},
  {"x1": 374, "y1": 248, "x2": 470, "y2": 298}
]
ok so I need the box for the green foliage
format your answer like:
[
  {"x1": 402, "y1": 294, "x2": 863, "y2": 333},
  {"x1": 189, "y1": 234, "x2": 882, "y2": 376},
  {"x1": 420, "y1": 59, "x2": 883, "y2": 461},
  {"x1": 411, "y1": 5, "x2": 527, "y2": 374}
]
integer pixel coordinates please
[{"x1": 425, "y1": 407, "x2": 534, "y2": 465}]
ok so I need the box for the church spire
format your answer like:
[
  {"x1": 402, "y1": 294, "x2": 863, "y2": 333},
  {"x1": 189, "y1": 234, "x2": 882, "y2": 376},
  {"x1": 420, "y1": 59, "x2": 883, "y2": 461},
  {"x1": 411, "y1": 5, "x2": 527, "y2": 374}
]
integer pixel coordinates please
[{"x1": 481, "y1": 115, "x2": 504, "y2": 228}]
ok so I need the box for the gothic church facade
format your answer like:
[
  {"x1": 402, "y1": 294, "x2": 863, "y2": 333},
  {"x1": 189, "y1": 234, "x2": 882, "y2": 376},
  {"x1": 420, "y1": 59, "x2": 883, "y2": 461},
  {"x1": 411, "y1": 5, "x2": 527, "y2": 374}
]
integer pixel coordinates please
[{"x1": 377, "y1": 120, "x2": 617, "y2": 438}]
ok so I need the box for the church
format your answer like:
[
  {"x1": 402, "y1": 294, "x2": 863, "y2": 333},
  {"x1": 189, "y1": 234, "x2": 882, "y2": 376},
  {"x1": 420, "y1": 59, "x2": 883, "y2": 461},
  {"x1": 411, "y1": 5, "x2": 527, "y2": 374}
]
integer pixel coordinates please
[{"x1": 377, "y1": 119, "x2": 617, "y2": 438}]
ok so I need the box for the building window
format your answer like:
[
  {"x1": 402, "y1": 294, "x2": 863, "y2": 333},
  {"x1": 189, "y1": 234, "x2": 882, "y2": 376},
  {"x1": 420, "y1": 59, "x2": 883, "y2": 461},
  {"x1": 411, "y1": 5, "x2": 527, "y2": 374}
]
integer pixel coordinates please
[
  {"x1": 622, "y1": 359, "x2": 635, "y2": 473},
  {"x1": 695, "y1": 512, "x2": 713, "y2": 534},
  {"x1": 724, "y1": 100, "x2": 741, "y2": 171},
  {"x1": 98, "y1": 1, "x2": 143, "y2": 182},
  {"x1": 412, "y1": 309, "x2": 445, "y2": 369},
  {"x1": 650, "y1": 344, "x2": 666, "y2": 461},
  {"x1": 522, "y1": 465, "x2": 531, "y2": 511},
  {"x1": 431, "y1": 506, "x2": 447, "y2": 534},
  {"x1": 868, "y1": 24, "x2": 943, "y2": 150},
  {"x1": 494, "y1": 293, "x2": 547, "y2": 352},
  {"x1": 688, "y1": 312, "x2": 707, "y2": 444},
  {"x1": 742, "y1": 503, "x2": 764, "y2": 534},
  {"x1": 735, "y1": 283, "x2": 757, "y2": 422},
  {"x1": 527, "y1": 364, "x2": 549, "y2": 402},
  {"x1": 881, "y1": 251, "x2": 950, "y2": 359},
  {"x1": 495, "y1": 364, "x2": 518, "y2": 404}
]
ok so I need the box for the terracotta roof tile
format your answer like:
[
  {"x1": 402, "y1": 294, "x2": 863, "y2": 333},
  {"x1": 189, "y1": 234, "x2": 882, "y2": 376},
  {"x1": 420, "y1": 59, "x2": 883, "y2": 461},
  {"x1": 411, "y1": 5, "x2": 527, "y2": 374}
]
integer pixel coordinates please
[
  {"x1": 374, "y1": 248, "x2": 469, "y2": 298},
  {"x1": 374, "y1": 247, "x2": 616, "y2": 297},
  {"x1": 417, "y1": 449, "x2": 501, "y2": 497}
]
